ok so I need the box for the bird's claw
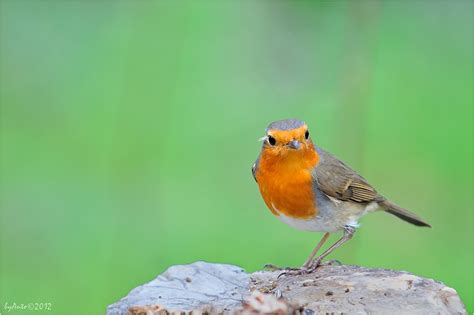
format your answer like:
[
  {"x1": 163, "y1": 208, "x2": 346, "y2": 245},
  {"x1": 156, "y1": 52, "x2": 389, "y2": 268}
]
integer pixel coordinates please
[
  {"x1": 304, "y1": 258, "x2": 322, "y2": 271},
  {"x1": 269, "y1": 258, "x2": 342, "y2": 279},
  {"x1": 304, "y1": 257, "x2": 342, "y2": 270},
  {"x1": 263, "y1": 264, "x2": 292, "y2": 271},
  {"x1": 277, "y1": 266, "x2": 315, "y2": 279},
  {"x1": 278, "y1": 258, "x2": 331, "y2": 278}
]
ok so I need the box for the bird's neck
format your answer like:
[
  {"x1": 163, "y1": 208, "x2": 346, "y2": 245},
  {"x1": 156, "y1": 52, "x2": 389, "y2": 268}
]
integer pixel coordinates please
[
  {"x1": 260, "y1": 144, "x2": 319, "y2": 172},
  {"x1": 256, "y1": 144, "x2": 319, "y2": 219}
]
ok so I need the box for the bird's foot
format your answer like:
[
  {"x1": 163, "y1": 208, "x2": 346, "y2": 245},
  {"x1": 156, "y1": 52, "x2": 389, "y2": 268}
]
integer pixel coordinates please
[
  {"x1": 263, "y1": 264, "x2": 292, "y2": 271},
  {"x1": 302, "y1": 258, "x2": 323, "y2": 274},
  {"x1": 275, "y1": 258, "x2": 326, "y2": 278},
  {"x1": 268, "y1": 259, "x2": 343, "y2": 278},
  {"x1": 264, "y1": 264, "x2": 301, "y2": 274},
  {"x1": 303, "y1": 258, "x2": 342, "y2": 273},
  {"x1": 263, "y1": 264, "x2": 310, "y2": 278},
  {"x1": 277, "y1": 266, "x2": 315, "y2": 279}
]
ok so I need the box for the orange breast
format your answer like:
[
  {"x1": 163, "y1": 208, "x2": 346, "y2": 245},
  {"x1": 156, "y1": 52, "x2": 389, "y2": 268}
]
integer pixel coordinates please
[{"x1": 256, "y1": 145, "x2": 319, "y2": 219}]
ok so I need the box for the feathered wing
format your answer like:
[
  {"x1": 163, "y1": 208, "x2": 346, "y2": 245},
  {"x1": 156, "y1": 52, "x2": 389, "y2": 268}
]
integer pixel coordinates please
[
  {"x1": 313, "y1": 147, "x2": 430, "y2": 227},
  {"x1": 312, "y1": 148, "x2": 382, "y2": 203}
]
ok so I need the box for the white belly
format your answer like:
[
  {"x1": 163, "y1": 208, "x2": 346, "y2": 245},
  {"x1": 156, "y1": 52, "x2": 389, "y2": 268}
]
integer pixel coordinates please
[{"x1": 274, "y1": 200, "x2": 379, "y2": 233}]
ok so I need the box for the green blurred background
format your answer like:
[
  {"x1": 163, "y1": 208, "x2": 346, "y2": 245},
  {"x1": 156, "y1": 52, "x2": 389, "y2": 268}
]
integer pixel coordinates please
[{"x1": 1, "y1": 0, "x2": 472, "y2": 314}]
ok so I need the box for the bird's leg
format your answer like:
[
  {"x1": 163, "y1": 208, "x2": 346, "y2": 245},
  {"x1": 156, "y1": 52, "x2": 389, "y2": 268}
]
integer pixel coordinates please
[
  {"x1": 276, "y1": 232, "x2": 331, "y2": 278},
  {"x1": 307, "y1": 226, "x2": 356, "y2": 271},
  {"x1": 265, "y1": 233, "x2": 330, "y2": 271},
  {"x1": 302, "y1": 232, "x2": 330, "y2": 268},
  {"x1": 276, "y1": 227, "x2": 355, "y2": 278}
]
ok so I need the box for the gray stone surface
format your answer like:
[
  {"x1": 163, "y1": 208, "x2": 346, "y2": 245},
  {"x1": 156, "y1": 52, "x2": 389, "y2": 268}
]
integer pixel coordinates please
[
  {"x1": 107, "y1": 262, "x2": 249, "y2": 315},
  {"x1": 106, "y1": 261, "x2": 466, "y2": 315}
]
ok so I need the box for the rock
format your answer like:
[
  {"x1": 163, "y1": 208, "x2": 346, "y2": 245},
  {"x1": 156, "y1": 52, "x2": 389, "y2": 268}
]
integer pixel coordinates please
[{"x1": 106, "y1": 261, "x2": 466, "y2": 315}]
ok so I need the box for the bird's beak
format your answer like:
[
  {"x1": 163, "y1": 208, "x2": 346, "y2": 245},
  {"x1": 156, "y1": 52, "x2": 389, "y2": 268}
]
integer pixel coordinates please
[{"x1": 288, "y1": 140, "x2": 301, "y2": 150}]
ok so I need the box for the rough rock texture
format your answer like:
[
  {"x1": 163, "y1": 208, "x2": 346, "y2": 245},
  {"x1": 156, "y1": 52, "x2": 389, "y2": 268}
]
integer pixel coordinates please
[{"x1": 106, "y1": 261, "x2": 466, "y2": 315}]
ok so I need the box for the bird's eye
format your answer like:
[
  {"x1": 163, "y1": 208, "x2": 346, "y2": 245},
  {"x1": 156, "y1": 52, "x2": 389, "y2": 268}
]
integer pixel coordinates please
[
  {"x1": 267, "y1": 135, "x2": 276, "y2": 146},
  {"x1": 305, "y1": 130, "x2": 310, "y2": 139}
]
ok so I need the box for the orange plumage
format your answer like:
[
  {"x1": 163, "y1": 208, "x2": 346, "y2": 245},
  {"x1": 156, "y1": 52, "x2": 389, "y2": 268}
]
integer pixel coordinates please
[{"x1": 255, "y1": 124, "x2": 319, "y2": 219}]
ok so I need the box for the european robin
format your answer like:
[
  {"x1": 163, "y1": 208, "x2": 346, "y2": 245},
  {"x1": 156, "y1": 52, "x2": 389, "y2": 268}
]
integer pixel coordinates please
[{"x1": 252, "y1": 119, "x2": 430, "y2": 272}]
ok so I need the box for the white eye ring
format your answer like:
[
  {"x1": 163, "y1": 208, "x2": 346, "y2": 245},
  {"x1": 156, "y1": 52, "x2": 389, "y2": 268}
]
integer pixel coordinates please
[{"x1": 258, "y1": 136, "x2": 267, "y2": 142}]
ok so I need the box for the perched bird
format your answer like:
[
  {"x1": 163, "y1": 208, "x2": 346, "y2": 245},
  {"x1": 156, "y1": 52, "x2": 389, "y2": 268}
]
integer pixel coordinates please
[{"x1": 252, "y1": 119, "x2": 430, "y2": 272}]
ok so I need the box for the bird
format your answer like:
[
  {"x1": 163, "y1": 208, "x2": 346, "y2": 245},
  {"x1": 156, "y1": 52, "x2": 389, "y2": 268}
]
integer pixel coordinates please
[{"x1": 252, "y1": 119, "x2": 430, "y2": 273}]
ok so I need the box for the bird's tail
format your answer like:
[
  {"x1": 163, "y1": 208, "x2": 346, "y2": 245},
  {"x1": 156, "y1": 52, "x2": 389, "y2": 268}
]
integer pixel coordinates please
[{"x1": 379, "y1": 200, "x2": 431, "y2": 227}]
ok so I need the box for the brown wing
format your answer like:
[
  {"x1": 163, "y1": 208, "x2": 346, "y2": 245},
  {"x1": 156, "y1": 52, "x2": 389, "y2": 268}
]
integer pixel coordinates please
[{"x1": 313, "y1": 148, "x2": 383, "y2": 203}]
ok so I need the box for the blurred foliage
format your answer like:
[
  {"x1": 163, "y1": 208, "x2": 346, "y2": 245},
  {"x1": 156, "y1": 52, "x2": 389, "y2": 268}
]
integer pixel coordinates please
[{"x1": 1, "y1": 1, "x2": 472, "y2": 313}]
